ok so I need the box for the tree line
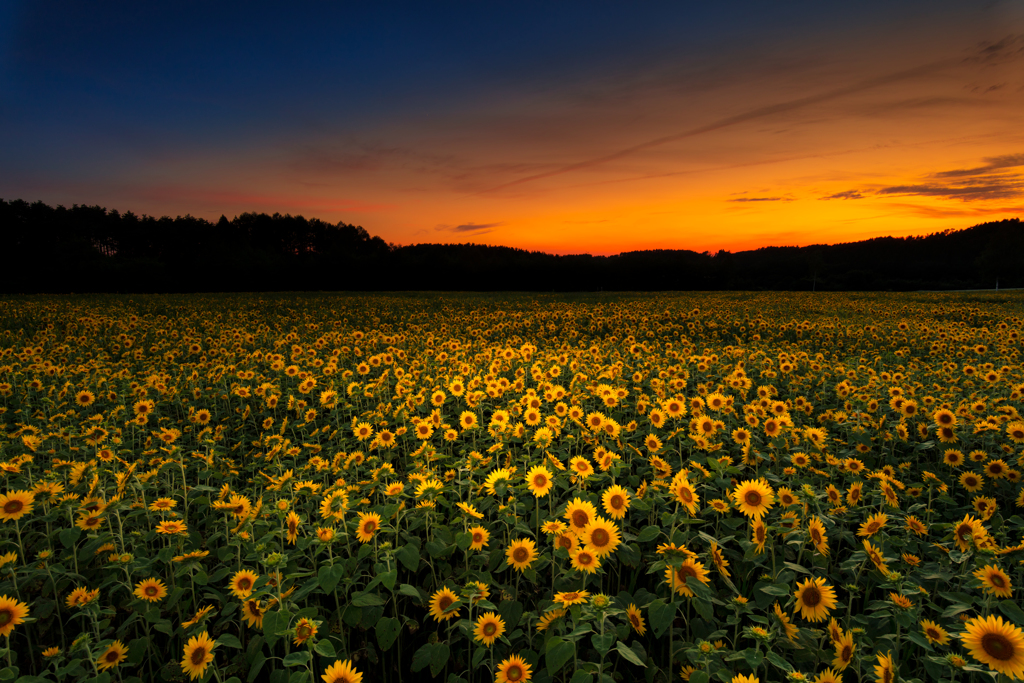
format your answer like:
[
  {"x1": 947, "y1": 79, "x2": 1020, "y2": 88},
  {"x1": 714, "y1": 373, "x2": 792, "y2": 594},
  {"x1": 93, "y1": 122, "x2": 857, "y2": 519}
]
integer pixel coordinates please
[{"x1": 1, "y1": 198, "x2": 1020, "y2": 292}]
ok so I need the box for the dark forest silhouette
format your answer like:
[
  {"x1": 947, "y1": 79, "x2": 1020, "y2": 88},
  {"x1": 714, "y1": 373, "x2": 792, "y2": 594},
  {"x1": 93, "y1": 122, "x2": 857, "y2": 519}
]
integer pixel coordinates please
[{"x1": 1, "y1": 198, "x2": 1021, "y2": 293}]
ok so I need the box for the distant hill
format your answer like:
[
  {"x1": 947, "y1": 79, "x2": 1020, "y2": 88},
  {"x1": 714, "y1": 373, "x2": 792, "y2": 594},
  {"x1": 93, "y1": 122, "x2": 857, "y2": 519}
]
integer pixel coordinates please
[{"x1": 0, "y1": 198, "x2": 1020, "y2": 292}]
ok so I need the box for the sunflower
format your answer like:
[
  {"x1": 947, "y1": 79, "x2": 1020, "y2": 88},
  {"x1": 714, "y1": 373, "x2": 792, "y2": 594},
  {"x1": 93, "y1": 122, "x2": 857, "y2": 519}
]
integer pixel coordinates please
[
  {"x1": 293, "y1": 617, "x2": 318, "y2": 646},
  {"x1": 570, "y1": 547, "x2": 601, "y2": 574},
  {"x1": 751, "y1": 519, "x2": 768, "y2": 554},
  {"x1": 133, "y1": 577, "x2": 168, "y2": 603},
  {"x1": 0, "y1": 595, "x2": 29, "y2": 637},
  {"x1": 710, "y1": 541, "x2": 730, "y2": 577},
  {"x1": 952, "y1": 514, "x2": 987, "y2": 552},
  {"x1": 832, "y1": 631, "x2": 856, "y2": 671},
  {"x1": 777, "y1": 486, "x2": 799, "y2": 508},
  {"x1": 241, "y1": 599, "x2": 264, "y2": 628},
  {"x1": 794, "y1": 577, "x2": 838, "y2": 622},
  {"x1": 156, "y1": 520, "x2": 187, "y2": 535},
  {"x1": 904, "y1": 516, "x2": 927, "y2": 537},
  {"x1": 916, "y1": 619, "x2": 950, "y2": 646},
  {"x1": 857, "y1": 513, "x2": 887, "y2": 538},
  {"x1": 182, "y1": 605, "x2": 215, "y2": 629},
  {"x1": 564, "y1": 498, "x2": 598, "y2": 535},
  {"x1": 429, "y1": 587, "x2": 461, "y2": 622},
  {"x1": 228, "y1": 569, "x2": 259, "y2": 599},
  {"x1": 356, "y1": 512, "x2": 382, "y2": 543},
  {"x1": 862, "y1": 539, "x2": 890, "y2": 574},
  {"x1": 580, "y1": 517, "x2": 620, "y2": 557},
  {"x1": 813, "y1": 668, "x2": 843, "y2": 683},
  {"x1": 526, "y1": 465, "x2": 554, "y2": 497},
  {"x1": 506, "y1": 538, "x2": 537, "y2": 572},
  {"x1": 732, "y1": 479, "x2": 775, "y2": 520},
  {"x1": 322, "y1": 659, "x2": 363, "y2": 683},
  {"x1": 0, "y1": 491, "x2": 34, "y2": 522},
  {"x1": 554, "y1": 590, "x2": 590, "y2": 608},
  {"x1": 959, "y1": 471, "x2": 984, "y2": 492},
  {"x1": 626, "y1": 603, "x2": 646, "y2": 635},
  {"x1": 496, "y1": 654, "x2": 532, "y2": 683},
  {"x1": 889, "y1": 592, "x2": 913, "y2": 609},
  {"x1": 553, "y1": 532, "x2": 578, "y2": 553},
  {"x1": 665, "y1": 558, "x2": 711, "y2": 597},
  {"x1": 542, "y1": 520, "x2": 567, "y2": 535},
  {"x1": 601, "y1": 485, "x2": 631, "y2": 520},
  {"x1": 536, "y1": 607, "x2": 566, "y2": 632},
  {"x1": 285, "y1": 511, "x2": 301, "y2": 544},
  {"x1": 484, "y1": 468, "x2": 513, "y2": 495},
  {"x1": 671, "y1": 472, "x2": 701, "y2": 515},
  {"x1": 180, "y1": 631, "x2": 216, "y2": 681},
  {"x1": 873, "y1": 652, "x2": 895, "y2": 683},
  {"x1": 469, "y1": 525, "x2": 490, "y2": 551},
  {"x1": 973, "y1": 564, "x2": 1013, "y2": 598},
  {"x1": 963, "y1": 615, "x2": 1024, "y2": 678},
  {"x1": 569, "y1": 456, "x2": 594, "y2": 479},
  {"x1": 774, "y1": 601, "x2": 799, "y2": 642},
  {"x1": 97, "y1": 639, "x2": 127, "y2": 671},
  {"x1": 474, "y1": 611, "x2": 506, "y2": 646}
]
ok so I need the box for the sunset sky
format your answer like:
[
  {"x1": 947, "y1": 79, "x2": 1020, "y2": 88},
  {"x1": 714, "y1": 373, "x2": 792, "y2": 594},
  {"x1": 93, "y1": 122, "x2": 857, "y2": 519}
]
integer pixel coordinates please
[{"x1": 1, "y1": 1, "x2": 1023, "y2": 254}]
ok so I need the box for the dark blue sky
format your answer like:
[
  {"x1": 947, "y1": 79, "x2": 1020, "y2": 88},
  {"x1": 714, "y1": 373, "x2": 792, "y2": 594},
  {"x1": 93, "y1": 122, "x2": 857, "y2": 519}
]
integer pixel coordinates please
[{"x1": 2, "y1": 1, "x2": 1022, "y2": 253}]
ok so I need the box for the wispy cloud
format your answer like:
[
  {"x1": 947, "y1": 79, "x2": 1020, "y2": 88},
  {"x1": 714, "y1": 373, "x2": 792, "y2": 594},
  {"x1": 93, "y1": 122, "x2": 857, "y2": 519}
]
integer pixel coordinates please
[
  {"x1": 727, "y1": 196, "x2": 793, "y2": 202},
  {"x1": 435, "y1": 221, "x2": 505, "y2": 234},
  {"x1": 820, "y1": 190, "x2": 865, "y2": 200}
]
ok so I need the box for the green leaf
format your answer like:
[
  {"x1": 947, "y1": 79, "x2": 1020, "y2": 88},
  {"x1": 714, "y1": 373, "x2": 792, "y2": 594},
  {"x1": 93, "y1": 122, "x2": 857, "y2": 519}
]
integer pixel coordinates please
[
  {"x1": 318, "y1": 564, "x2": 344, "y2": 594},
  {"x1": 615, "y1": 641, "x2": 646, "y2": 667},
  {"x1": 313, "y1": 639, "x2": 337, "y2": 657},
  {"x1": 546, "y1": 637, "x2": 575, "y2": 676},
  {"x1": 395, "y1": 543, "x2": 421, "y2": 572},
  {"x1": 376, "y1": 616, "x2": 401, "y2": 651},
  {"x1": 217, "y1": 634, "x2": 243, "y2": 649},
  {"x1": 412, "y1": 644, "x2": 434, "y2": 673},
  {"x1": 592, "y1": 630, "x2": 614, "y2": 652},
  {"x1": 648, "y1": 599, "x2": 675, "y2": 638},
  {"x1": 568, "y1": 672, "x2": 593, "y2": 683},
  {"x1": 399, "y1": 584, "x2": 422, "y2": 599},
  {"x1": 430, "y1": 643, "x2": 450, "y2": 678},
  {"x1": 758, "y1": 583, "x2": 790, "y2": 597},
  {"x1": 282, "y1": 651, "x2": 310, "y2": 667},
  {"x1": 247, "y1": 652, "x2": 268, "y2": 683},
  {"x1": 905, "y1": 631, "x2": 933, "y2": 651},
  {"x1": 1000, "y1": 599, "x2": 1024, "y2": 627},
  {"x1": 765, "y1": 650, "x2": 792, "y2": 672},
  {"x1": 688, "y1": 672, "x2": 709, "y2": 683},
  {"x1": 743, "y1": 648, "x2": 764, "y2": 671},
  {"x1": 635, "y1": 525, "x2": 661, "y2": 543},
  {"x1": 60, "y1": 527, "x2": 81, "y2": 548},
  {"x1": 455, "y1": 532, "x2": 473, "y2": 550},
  {"x1": 351, "y1": 591, "x2": 385, "y2": 607},
  {"x1": 498, "y1": 600, "x2": 524, "y2": 631},
  {"x1": 381, "y1": 569, "x2": 398, "y2": 591}
]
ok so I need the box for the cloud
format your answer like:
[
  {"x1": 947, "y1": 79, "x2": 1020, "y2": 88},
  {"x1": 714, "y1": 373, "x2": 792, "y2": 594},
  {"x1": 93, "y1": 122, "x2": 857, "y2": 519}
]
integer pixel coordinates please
[
  {"x1": 876, "y1": 178, "x2": 1023, "y2": 201},
  {"x1": 727, "y1": 196, "x2": 793, "y2": 202},
  {"x1": 820, "y1": 190, "x2": 865, "y2": 200},
  {"x1": 883, "y1": 203, "x2": 1024, "y2": 219},
  {"x1": 930, "y1": 153, "x2": 1024, "y2": 178},
  {"x1": 435, "y1": 221, "x2": 505, "y2": 234}
]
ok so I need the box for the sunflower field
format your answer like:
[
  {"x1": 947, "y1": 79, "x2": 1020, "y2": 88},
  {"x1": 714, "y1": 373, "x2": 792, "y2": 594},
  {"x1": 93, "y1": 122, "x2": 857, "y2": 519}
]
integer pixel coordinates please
[{"x1": 1, "y1": 291, "x2": 1023, "y2": 683}]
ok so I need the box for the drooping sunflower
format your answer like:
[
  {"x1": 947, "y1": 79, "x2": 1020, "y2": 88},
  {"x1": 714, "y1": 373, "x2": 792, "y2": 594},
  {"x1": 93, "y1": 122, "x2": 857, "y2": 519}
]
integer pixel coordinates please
[
  {"x1": 0, "y1": 491, "x2": 34, "y2": 523},
  {"x1": 872, "y1": 651, "x2": 895, "y2": 683},
  {"x1": 774, "y1": 601, "x2": 799, "y2": 642},
  {"x1": 665, "y1": 558, "x2": 711, "y2": 597},
  {"x1": 242, "y1": 599, "x2": 264, "y2": 628},
  {"x1": 180, "y1": 631, "x2": 216, "y2": 681},
  {"x1": 496, "y1": 654, "x2": 532, "y2": 683},
  {"x1": 920, "y1": 619, "x2": 950, "y2": 646},
  {"x1": 564, "y1": 498, "x2": 598, "y2": 535},
  {"x1": 794, "y1": 577, "x2": 838, "y2": 622},
  {"x1": 626, "y1": 604, "x2": 646, "y2": 635},
  {"x1": 862, "y1": 539, "x2": 890, "y2": 575},
  {"x1": 322, "y1": 658, "x2": 363, "y2": 683},
  {"x1": 526, "y1": 465, "x2": 554, "y2": 497},
  {"x1": 429, "y1": 587, "x2": 461, "y2": 622},
  {"x1": 468, "y1": 525, "x2": 490, "y2": 551},
  {"x1": 553, "y1": 590, "x2": 591, "y2": 608},
  {"x1": 709, "y1": 541, "x2": 730, "y2": 577},
  {"x1": 355, "y1": 512, "x2": 382, "y2": 543},
  {"x1": 228, "y1": 569, "x2": 259, "y2": 599},
  {"x1": 286, "y1": 511, "x2": 301, "y2": 544},
  {"x1": 973, "y1": 564, "x2": 1013, "y2": 598},
  {"x1": 832, "y1": 631, "x2": 856, "y2": 671},
  {"x1": 732, "y1": 479, "x2": 775, "y2": 520},
  {"x1": 0, "y1": 595, "x2": 29, "y2": 637},
  {"x1": 601, "y1": 485, "x2": 631, "y2": 520},
  {"x1": 813, "y1": 668, "x2": 843, "y2": 683},
  {"x1": 133, "y1": 578, "x2": 168, "y2": 603},
  {"x1": 751, "y1": 519, "x2": 768, "y2": 555},
  {"x1": 484, "y1": 468, "x2": 513, "y2": 495},
  {"x1": 97, "y1": 640, "x2": 128, "y2": 671},
  {"x1": 506, "y1": 538, "x2": 537, "y2": 572},
  {"x1": 580, "y1": 517, "x2": 620, "y2": 557},
  {"x1": 474, "y1": 611, "x2": 506, "y2": 646}
]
